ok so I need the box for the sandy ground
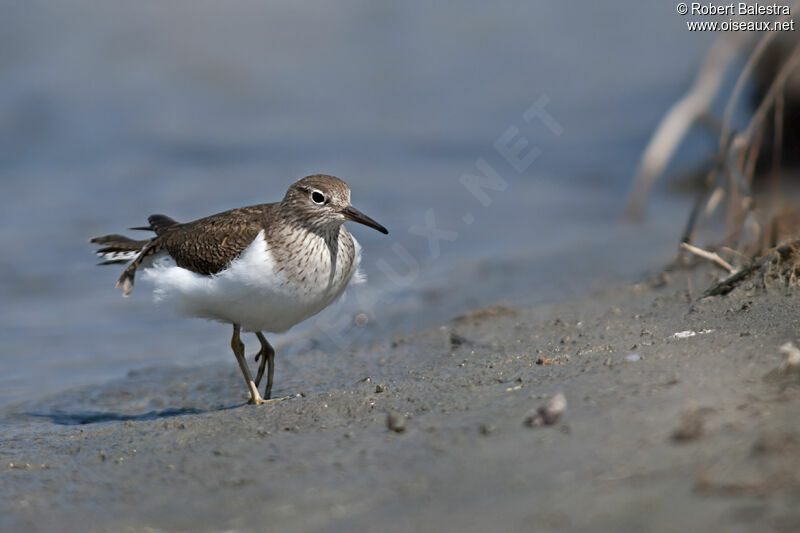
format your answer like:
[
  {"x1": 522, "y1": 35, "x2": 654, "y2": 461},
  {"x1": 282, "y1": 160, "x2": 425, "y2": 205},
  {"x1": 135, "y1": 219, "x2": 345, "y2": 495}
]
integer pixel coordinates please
[{"x1": 2, "y1": 265, "x2": 800, "y2": 532}]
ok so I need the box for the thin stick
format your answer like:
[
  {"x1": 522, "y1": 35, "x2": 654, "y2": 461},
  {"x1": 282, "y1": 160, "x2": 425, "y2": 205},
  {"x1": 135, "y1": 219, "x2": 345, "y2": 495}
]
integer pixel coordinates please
[
  {"x1": 679, "y1": 168, "x2": 723, "y2": 251},
  {"x1": 767, "y1": 52, "x2": 789, "y2": 203},
  {"x1": 680, "y1": 242, "x2": 736, "y2": 273},
  {"x1": 772, "y1": 76, "x2": 785, "y2": 174},
  {"x1": 744, "y1": 124, "x2": 766, "y2": 185},
  {"x1": 680, "y1": 179, "x2": 714, "y2": 248},
  {"x1": 624, "y1": 37, "x2": 740, "y2": 219},
  {"x1": 743, "y1": 45, "x2": 800, "y2": 143},
  {"x1": 704, "y1": 186, "x2": 725, "y2": 218},
  {"x1": 723, "y1": 138, "x2": 748, "y2": 245},
  {"x1": 718, "y1": 4, "x2": 798, "y2": 151}
]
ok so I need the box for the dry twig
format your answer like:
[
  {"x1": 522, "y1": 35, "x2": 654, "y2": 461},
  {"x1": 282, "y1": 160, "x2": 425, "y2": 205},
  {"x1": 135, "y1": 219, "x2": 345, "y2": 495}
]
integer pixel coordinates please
[{"x1": 680, "y1": 242, "x2": 735, "y2": 273}]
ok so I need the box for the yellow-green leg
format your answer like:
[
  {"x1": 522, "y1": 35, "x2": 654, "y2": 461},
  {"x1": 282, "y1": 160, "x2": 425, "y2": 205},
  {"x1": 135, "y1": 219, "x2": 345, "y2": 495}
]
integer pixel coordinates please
[
  {"x1": 254, "y1": 331, "x2": 275, "y2": 399},
  {"x1": 231, "y1": 324, "x2": 264, "y2": 405}
]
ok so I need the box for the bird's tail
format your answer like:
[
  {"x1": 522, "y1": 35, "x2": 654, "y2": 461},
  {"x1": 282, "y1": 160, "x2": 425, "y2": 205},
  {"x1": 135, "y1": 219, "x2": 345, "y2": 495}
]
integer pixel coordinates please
[
  {"x1": 90, "y1": 234, "x2": 150, "y2": 265},
  {"x1": 90, "y1": 234, "x2": 160, "y2": 297},
  {"x1": 91, "y1": 214, "x2": 178, "y2": 297}
]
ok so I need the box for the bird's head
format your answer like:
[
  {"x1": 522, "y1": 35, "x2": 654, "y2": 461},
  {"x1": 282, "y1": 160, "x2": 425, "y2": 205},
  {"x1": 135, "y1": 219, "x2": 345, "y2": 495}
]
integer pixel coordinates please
[{"x1": 283, "y1": 174, "x2": 388, "y2": 235}]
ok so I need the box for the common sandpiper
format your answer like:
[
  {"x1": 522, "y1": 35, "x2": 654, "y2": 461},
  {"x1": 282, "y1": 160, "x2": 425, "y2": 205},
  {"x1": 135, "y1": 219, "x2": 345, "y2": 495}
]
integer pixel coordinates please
[{"x1": 91, "y1": 174, "x2": 388, "y2": 405}]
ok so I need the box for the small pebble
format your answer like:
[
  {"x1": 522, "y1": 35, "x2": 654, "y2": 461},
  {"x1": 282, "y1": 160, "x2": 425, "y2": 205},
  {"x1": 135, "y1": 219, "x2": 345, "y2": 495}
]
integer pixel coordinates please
[
  {"x1": 478, "y1": 423, "x2": 494, "y2": 435},
  {"x1": 625, "y1": 353, "x2": 641, "y2": 362},
  {"x1": 524, "y1": 392, "x2": 567, "y2": 427},
  {"x1": 386, "y1": 411, "x2": 406, "y2": 433},
  {"x1": 672, "y1": 408, "x2": 706, "y2": 442},
  {"x1": 450, "y1": 332, "x2": 472, "y2": 347},
  {"x1": 375, "y1": 383, "x2": 387, "y2": 393},
  {"x1": 536, "y1": 357, "x2": 564, "y2": 365},
  {"x1": 779, "y1": 342, "x2": 800, "y2": 373}
]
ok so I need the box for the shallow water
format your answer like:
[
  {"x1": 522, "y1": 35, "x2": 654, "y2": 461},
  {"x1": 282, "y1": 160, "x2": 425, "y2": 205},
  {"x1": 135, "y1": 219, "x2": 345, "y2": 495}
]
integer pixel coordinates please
[{"x1": 0, "y1": 2, "x2": 714, "y2": 417}]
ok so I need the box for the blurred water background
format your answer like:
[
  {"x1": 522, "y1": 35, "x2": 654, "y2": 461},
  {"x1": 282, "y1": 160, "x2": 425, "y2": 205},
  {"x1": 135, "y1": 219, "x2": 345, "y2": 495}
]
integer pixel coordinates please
[{"x1": 0, "y1": 2, "x2": 721, "y2": 414}]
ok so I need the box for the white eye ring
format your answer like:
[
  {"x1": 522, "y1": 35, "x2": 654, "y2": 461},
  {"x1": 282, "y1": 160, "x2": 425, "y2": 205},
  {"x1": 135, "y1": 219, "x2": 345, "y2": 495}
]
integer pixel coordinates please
[{"x1": 311, "y1": 190, "x2": 326, "y2": 205}]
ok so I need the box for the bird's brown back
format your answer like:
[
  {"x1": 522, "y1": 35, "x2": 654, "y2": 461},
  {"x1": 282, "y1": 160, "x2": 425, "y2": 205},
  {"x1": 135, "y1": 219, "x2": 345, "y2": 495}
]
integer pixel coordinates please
[{"x1": 157, "y1": 203, "x2": 280, "y2": 275}]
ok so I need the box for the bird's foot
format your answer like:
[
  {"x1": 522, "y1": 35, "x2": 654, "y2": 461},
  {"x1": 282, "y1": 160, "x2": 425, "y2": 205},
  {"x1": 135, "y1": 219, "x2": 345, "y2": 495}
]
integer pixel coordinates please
[{"x1": 248, "y1": 395, "x2": 292, "y2": 406}]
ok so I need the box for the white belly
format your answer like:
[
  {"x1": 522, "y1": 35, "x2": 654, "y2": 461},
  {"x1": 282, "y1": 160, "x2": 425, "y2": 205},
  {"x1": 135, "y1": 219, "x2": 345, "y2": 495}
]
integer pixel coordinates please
[{"x1": 141, "y1": 230, "x2": 362, "y2": 332}]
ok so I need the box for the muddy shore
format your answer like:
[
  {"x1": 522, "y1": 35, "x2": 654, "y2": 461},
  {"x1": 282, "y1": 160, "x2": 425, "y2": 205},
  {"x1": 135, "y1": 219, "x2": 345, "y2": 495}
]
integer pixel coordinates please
[{"x1": 2, "y1": 266, "x2": 800, "y2": 532}]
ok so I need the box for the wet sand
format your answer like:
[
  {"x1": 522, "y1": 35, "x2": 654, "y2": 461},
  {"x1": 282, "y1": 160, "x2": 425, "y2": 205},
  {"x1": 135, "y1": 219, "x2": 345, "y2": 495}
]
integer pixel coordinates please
[{"x1": 2, "y1": 266, "x2": 800, "y2": 532}]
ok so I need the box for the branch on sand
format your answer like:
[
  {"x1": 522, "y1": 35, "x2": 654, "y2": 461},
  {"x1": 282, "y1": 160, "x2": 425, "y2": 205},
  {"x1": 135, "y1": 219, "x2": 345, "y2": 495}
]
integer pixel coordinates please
[{"x1": 704, "y1": 239, "x2": 800, "y2": 297}]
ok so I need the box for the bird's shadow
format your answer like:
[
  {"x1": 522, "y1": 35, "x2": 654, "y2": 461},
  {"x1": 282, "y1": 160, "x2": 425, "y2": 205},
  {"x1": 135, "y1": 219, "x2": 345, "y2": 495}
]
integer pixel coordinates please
[{"x1": 26, "y1": 404, "x2": 243, "y2": 426}]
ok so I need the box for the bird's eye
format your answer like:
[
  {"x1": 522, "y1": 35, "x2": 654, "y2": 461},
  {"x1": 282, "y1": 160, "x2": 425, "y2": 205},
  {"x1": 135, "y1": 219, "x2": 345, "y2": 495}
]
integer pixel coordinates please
[{"x1": 311, "y1": 191, "x2": 326, "y2": 204}]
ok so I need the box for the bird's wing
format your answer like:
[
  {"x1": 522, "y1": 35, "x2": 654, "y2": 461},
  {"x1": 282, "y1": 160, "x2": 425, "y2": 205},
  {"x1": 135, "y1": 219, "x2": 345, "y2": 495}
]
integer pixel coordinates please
[{"x1": 158, "y1": 204, "x2": 275, "y2": 275}]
